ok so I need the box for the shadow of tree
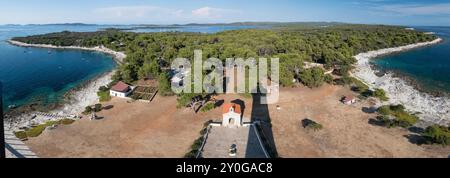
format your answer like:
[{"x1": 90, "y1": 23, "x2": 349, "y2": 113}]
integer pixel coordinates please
[
  {"x1": 404, "y1": 134, "x2": 426, "y2": 145},
  {"x1": 103, "y1": 105, "x2": 114, "y2": 110},
  {"x1": 408, "y1": 126, "x2": 425, "y2": 134},
  {"x1": 362, "y1": 107, "x2": 377, "y2": 114},
  {"x1": 214, "y1": 99, "x2": 225, "y2": 108},
  {"x1": 368, "y1": 118, "x2": 385, "y2": 127}
]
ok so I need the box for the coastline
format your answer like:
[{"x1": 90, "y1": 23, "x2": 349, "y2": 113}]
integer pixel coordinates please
[
  {"x1": 351, "y1": 38, "x2": 449, "y2": 126},
  {"x1": 5, "y1": 40, "x2": 126, "y2": 131},
  {"x1": 7, "y1": 40, "x2": 126, "y2": 64}
]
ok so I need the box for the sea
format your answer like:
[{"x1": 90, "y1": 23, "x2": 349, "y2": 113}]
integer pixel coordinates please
[
  {"x1": 372, "y1": 26, "x2": 450, "y2": 95},
  {"x1": 0, "y1": 24, "x2": 261, "y2": 111}
]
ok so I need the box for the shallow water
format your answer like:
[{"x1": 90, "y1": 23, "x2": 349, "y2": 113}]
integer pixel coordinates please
[
  {"x1": 373, "y1": 27, "x2": 450, "y2": 94},
  {"x1": 0, "y1": 24, "x2": 261, "y2": 111}
]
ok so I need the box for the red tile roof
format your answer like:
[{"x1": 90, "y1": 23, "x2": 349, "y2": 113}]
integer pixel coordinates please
[
  {"x1": 342, "y1": 96, "x2": 355, "y2": 103},
  {"x1": 222, "y1": 103, "x2": 242, "y2": 114},
  {"x1": 111, "y1": 81, "x2": 131, "y2": 92}
]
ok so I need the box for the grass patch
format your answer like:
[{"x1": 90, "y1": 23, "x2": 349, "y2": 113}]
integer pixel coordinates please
[
  {"x1": 26, "y1": 125, "x2": 47, "y2": 137},
  {"x1": 14, "y1": 131, "x2": 28, "y2": 140},
  {"x1": 200, "y1": 103, "x2": 215, "y2": 112},
  {"x1": 97, "y1": 90, "x2": 111, "y2": 102},
  {"x1": 13, "y1": 118, "x2": 76, "y2": 139}
]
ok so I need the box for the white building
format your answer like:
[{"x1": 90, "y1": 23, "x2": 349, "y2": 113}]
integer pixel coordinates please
[
  {"x1": 110, "y1": 81, "x2": 133, "y2": 98},
  {"x1": 222, "y1": 103, "x2": 242, "y2": 128}
]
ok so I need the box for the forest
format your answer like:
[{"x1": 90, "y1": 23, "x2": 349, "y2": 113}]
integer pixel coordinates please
[{"x1": 13, "y1": 24, "x2": 437, "y2": 106}]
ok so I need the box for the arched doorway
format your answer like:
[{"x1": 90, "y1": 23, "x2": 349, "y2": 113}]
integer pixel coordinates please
[{"x1": 228, "y1": 118, "x2": 235, "y2": 126}]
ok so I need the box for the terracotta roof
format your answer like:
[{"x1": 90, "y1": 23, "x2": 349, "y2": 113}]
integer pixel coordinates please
[
  {"x1": 342, "y1": 96, "x2": 355, "y2": 102},
  {"x1": 222, "y1": 103, "x2": 242, "y2": 114},
  {"x1": 111, "y1": 81, "x2": 131, "y2": 92}
]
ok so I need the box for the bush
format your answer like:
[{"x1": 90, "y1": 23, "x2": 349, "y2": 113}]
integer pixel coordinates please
[
  {"x1": 376, "y1": 115, "x2": 396, "y2": 128},
  {"x1": 373, "y1": 88, "x2": 389, "y2": 101},
  {"x1": 98, "y1": 86, "x2": 109, "y2": 92},
  {"x1": 200, "y1": 103, "x2": 215, "y2": 112},
  {"x1": 14, "y1": 131, "x2": 28, "y2": 140},
  {"x1": 97, "y1": 91, "x2": 111, "y2": 102},
  {"x1": 351, "y1": 78, "x2": 369, "y2": 93},
  {"x1": 302, "y1": 119, "x2": 323, "y2": 131},
  {"x1": 377, "y1": 105, "x2": 418, "y2": 128},
  {"x1": 26, "y1": 125, "x2": 47, "y2": 137},
  {"x1": 421, "y1": 125, "x2": 450, "y2": 146},
  {"x1": 84, "y1": 106, "x2": 93, "y2": 114},
  {"x1": 94, "y1": 104, "x2": 103, "y2": 112},
  {"x1": 300, "y1": 67, "x2": 325, "y2": 88},
  {"x1": 377, "y1": 105, "x2": 391, "y2": 115},
  {"x1": 184, "y1": 150, "x2": 198, "y2": 158},
  {"x1": 60, "y1": 118, "x2": 75, "y2": 125},
  {"x1": 324, "y1": 74, "x2": 333, "y2": 84}
]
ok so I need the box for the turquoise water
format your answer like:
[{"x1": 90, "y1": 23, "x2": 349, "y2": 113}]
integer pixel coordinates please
[
  {"x1": 0, "y1": 25, "x2": 120, "y2": 111},
  {"x1": 0, "y1": 24, "x2": 260, "y2": 111},
  {"x1": 373, "y1": 26, "x2": 450, "y2": 94}
]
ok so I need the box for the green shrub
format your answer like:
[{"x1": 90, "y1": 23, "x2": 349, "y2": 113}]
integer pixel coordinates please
[
  {"x1": 26, "y1": 125, "x2": 47, "y2": 137},
  {"x1": 60, "y1": 118, "x2": 75, "y2": 125},
  {"x1": 184, "y1": 150, "x2": 198, "y2": 158},
  {"x1": 374, "y1": 88, "x2": 389, "y2": 101},
  {"x1": 351, "y1": 78, "x2": 369, "y2": 93},
  {"x1": 200, "y1": 103, "x2": 215, "y2": 112},
  {"x1": 94, "y1": 104, "x2": 103, "y2": 112},
  {"x1": 377, "y1": 105, "x2": 418, "y2": 128},
  {"x1": 376, "y1": 115, "x2": 396, "y2": 128},
  {"x1": 97, "y1": 91, "x2": 111, "y2": 102},
  {"x1": 324, "y1": 74, "x2": 333, "y2": 84},
  {"x1": 84, "y1": 106, "x2": 93, "y2": 114},
  {"x1": 302, "y1": 119, "x2": 323, "y2": 131},
  {"x1": 300, "y1": 67, "x2": 325, "y2": 88},
  {"x1": 14, "y1": 131, "x2": 28, "y2": 140},
  {"x1": 98, "y1": 86, "x2": 109, "y2": 92},
  {"x1": 377, "y1": 105, "x2": 391, "y2": 115},
  {"x1": 421, "y1": 125, "x2": 450, "y2": 146}
]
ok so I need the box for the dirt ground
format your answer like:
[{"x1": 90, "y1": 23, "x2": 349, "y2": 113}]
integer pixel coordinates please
[
  {"x1": 25, "y1": 93, "x2": 252, "y2": 158},
  {"x1": 25, "y1": 84, "x2": 449, "y2": 158},
  {"x1": 269, "y1": 85, "x2": 449, "y2": 158}
]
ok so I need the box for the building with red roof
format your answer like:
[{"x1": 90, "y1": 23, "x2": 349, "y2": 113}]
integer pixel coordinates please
[
  {"x1": 110, "y1": 81, "x2": 133, "y2": 98},
  {"x1": 222, "y1": 103, "x2": 242, "y2": 127}
]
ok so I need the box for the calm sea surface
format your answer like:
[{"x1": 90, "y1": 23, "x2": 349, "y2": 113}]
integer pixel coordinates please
[
  {"x1": 372, "y1": 26, "x2": 450, "y2": 94},
  {"x1": 0, "y1": 24, "x2": 260, "y2": 111}
]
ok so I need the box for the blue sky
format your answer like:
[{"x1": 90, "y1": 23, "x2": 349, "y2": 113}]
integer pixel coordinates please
[{"x1": 0, "y1": 0, "x2": 449, "y2": 26}]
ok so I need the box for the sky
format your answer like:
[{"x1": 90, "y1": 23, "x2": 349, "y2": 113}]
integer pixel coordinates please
[{"x1": 0, "y1": 0, "x2": 449, "y2": 26}]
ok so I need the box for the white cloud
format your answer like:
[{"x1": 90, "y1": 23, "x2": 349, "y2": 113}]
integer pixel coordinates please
[
  {"x1": 376, "y1": 3, "x2": 450, "y2": 16},
  {"x1": 192, "y1": 7, "x2": 239, "y2": 18}
]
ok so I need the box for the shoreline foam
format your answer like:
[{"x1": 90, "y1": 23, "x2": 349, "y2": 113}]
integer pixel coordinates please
[
  {"x1": 351, "y1": 38, "x2": 449, "y2": 126},
  {"x1": 5, "y1": 40, "x2": 126, "y2": 130}
]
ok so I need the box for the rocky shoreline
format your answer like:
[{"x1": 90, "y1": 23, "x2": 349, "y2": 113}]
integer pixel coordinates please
[
  {"x1": 7, "y1": 40, "x2": 126, "y2": 64},
  {"x1": 369, "y1": 63, "x2": 449, "y2": 98},
  {"x1": 352, "y1": 38, "x2": 449, "y2": 126},
  {"x1": 5, "y1": 40, "x2": 125, "y2": 130}
]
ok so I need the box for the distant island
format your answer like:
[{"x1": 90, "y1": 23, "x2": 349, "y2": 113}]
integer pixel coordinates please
[{"x1": 7, "y1": 23, "x2": 449, "y2": 158}]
